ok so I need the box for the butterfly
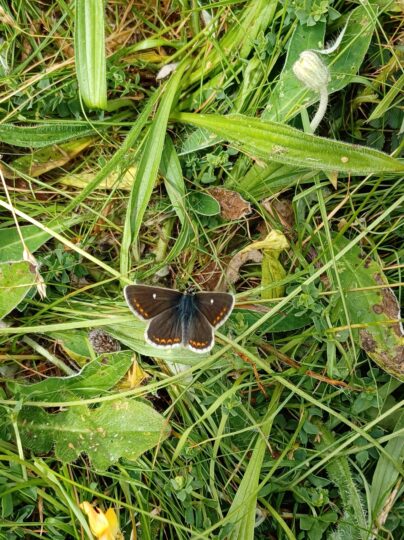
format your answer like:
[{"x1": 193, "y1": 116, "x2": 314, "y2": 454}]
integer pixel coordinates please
[{"x1": 124, "y1": 284, "x2": 235, "y2": 353}]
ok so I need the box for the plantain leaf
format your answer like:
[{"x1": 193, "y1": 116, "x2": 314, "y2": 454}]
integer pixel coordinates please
[
  {"x1": 0, "y1": 123, "x2": 98, "y2": 148},
  {"x1": 75, "y1": 0, "x2": 107, "y2": 109},
  {"x1": 172, "y1": 112, "x2": 404, "y2": 174},
  {"x1": 18, "y1": 398, "x2": 170, "y2": 470},
  {"x1": 0, "y1": 261, "x2": 36, "y2": 319}
]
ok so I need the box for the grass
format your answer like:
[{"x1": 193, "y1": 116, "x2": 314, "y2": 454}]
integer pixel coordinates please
[{"x1": 0, "y1": 1, "x2": 403, "y2": 539}]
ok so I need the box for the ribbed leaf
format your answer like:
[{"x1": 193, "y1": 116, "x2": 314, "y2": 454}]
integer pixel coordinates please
[
  {"x1": 172, "y1": 112, "x2": 404, "y2": 174},
  {"x1": 75, "y1": 0, "x2": 107, "y2": 109},
  {"x1": 0, "y1": 123, "x2": 97, "y2": 148}
]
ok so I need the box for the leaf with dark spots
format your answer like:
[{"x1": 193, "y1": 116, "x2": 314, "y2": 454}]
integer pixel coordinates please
[{"x1": 326, "y1": 236, "x2": 404, "y2": 380}]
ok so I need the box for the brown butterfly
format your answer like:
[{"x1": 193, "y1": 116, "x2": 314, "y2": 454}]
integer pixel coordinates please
[{"x1": 124, "y1": 284, "x2": 234, "y2": 353}]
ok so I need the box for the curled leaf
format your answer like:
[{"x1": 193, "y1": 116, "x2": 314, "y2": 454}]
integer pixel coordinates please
[
  {"x1": 226, "y1": 249, "x2": 263, "y2": 285},
  {"x1": 241, "y1": 230, "x2": 289, "y2": 254}
]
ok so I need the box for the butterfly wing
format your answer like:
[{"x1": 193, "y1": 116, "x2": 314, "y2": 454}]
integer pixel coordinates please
[
  {"x1": 145, "y1": 307, "x2": 183, "y2": 349},
  {"x1": 194, "y1": 292, "x2": 234, "y2": 328},
  {"x1": 124, "y1": 285, "x2": 182, "y2": 321},
  {"x1": 184, "y1": 309, "x2": 214, "y2": 353}
]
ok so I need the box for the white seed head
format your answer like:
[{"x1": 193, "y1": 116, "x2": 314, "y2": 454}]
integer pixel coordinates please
[
  {"x1": 292, "y1": 51, "x2": 330, "y2": 92},
  {"x1": 156, "y1": 62, "x2": 179, "y2": 81}
]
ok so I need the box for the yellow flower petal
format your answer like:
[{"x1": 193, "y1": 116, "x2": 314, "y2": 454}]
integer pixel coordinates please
[{"x1": 80, "y1": 502, "x2": 121, "y2": 540}]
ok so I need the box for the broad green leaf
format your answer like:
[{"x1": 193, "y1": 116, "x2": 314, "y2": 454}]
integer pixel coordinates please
[
  {"x1": 0, "y1": 261, "x2": 36, "y2": 319},
  {"x1": 0, "y1": 123, "x2": 98, "y2": 148},
  {"x1": 18, "y1": 398, "x2": 170, "y2": 469},
  {"x1": 172, "y1": 112, "x2": 404, "y2": 174},
  {"x1": 0, "y1": 215, "x2": 92, "y2": 263},
  {"x1": 264, "y1": 21, "x2": 325, "y2": 122},
  {"x1": 265, "y1": 5, "x2": 376, "y2": 122},
  {"x1": 329, "y1": 235, "x2": 404, "y2": 380},
  {"x1": 0, "y1": 225, "x2": 51, "y2": 262},
  {"x1": 75, "y1": 0, "x2": 107, "y2": 109},
  {"x1": 9, "y1": 352, "x2": 132, "y2": 401},
  {"x1": 48, "y1": 330, "x2": 92, "y2": 364},
  {"x1": 108, "y1": 321, "x2": 221, "y2": 364},
  {"x1": 370, "y1": 413, "x2": 404, "y2": 524},
  {"x1": 188, "y1": 192, "x2": 221, "y2": 216}
]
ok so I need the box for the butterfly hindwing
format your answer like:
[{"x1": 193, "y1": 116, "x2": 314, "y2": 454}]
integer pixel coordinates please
[
  {"x1": 145, "y1": 308, "x2": 183, "y2": 348},
  {"x1": 194, "y1": 292, "x2": 234, "y2": 328},
  {"x1": 184, "y1": 309, "x2": 214, "y2": 353},
  {"x1": 124, "y1": 285, "x2": 182, "y2": 320}
]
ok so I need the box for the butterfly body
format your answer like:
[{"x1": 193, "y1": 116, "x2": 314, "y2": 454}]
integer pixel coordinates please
[{"x1": 124, "y1": 285, "x2": 234, "y2": 353}]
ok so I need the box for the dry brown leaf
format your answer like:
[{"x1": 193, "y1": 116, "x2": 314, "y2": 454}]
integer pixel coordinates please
[{"x1": 208, "y1": 187, "x2": 251, "y2": 221}]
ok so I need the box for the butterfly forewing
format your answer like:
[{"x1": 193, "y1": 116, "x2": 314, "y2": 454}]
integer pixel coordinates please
[
  {"x1": 146, "y1": 308, "x2": 183, "y2": 348},
  {"x1": 184, "y1": 309, "x2": 214, "y2": 353},
  {"x1": 194, "y1": 292, "x2": 234, "y2": 328},
  {"x1": 124, "y1": 285, "x2": 182, "y2": 320}
]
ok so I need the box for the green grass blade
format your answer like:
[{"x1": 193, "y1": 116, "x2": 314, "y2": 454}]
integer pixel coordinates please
[
  {"x1": 225, "y1": 385, "x2": 282, "y2": 540},
  {"x1": 75, "y1": 0, "x2": 107, "y2": 109},
  {"x1": 370, "y1": 412, "x2": 404, "y2": 530},
  {"x1": 315, "y1": 423, "x2": 369, "y2": 539},
  {"x1": 172, "y1": 112, "x2": 404, "y2": 174},
  {"x1": 121, "y1": 63, "x2": 187, "y2": 271},
  {"x1": 159, "y1": 136, "x2": 194, "y2": 263},
  {"x1": 59, "y1": 90, "x2": 161, "y2": 220},
  {"x1": 368, "y1": 72, "x2": 404, "y2": 122}
]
